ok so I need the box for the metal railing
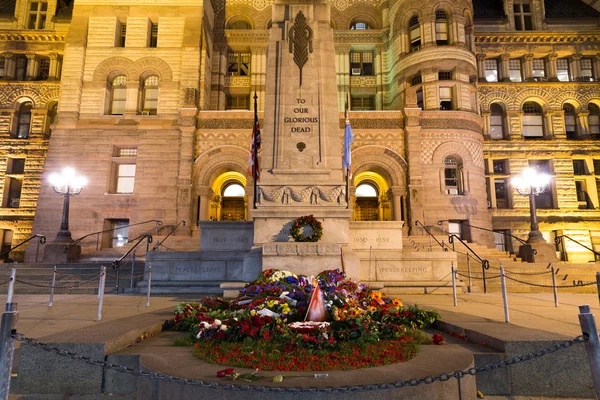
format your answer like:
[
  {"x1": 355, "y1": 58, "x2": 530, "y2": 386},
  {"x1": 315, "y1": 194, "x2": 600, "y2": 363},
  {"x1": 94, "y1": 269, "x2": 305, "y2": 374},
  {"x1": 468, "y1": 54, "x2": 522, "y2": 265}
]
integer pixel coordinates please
[
  {"x1": 0, "y1": 234, "x2": 46, "y2": 263},
  {"x1": 65, "y1": 220, "x2": 163, "y2": 255},
  {"x1": 437, "y1": 219, "x2": 527, "y2": 247},
  {"x1": 111, "y1": 234, "x2": 153, "y2": 293},
  {"x1": 414, "y1": 221, "x2": 447, "y2": 252},
  {"x1": 151, "y1": 220, "x2": 186, "y2": 252},
  {"x1": 555, "y1": 234, "x2": 600, "y2": 262}
]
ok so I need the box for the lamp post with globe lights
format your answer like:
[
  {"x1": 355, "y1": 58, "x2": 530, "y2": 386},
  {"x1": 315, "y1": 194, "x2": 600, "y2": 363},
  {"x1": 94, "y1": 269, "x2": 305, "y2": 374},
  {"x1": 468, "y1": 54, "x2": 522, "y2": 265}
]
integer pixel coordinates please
[
  {"x1": 511, "y1": 167, "x2": 556, "y2": 262},
  {"x1": 48, "y1": 168, "x2": 87, "y2": 242}
]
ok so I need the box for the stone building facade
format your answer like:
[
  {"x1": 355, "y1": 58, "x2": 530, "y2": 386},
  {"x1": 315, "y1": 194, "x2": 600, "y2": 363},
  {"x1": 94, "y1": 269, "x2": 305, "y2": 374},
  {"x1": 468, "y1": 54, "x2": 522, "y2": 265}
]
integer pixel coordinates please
[{"x1": 0, "y1": 0, "x2": 598, "y2": 263}]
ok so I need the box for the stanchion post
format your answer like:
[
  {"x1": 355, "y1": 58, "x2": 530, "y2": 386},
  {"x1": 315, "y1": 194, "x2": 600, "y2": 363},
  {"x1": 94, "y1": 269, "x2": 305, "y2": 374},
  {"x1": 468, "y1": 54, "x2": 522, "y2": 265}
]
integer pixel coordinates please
[
  {"x1": 114, "y1": 268, "x2": 120, "y2": 295},
  {"x1": 466, "y1": 253, "x2": 472, "y2": 294},
  {"x1": 146, "y1": 264, "x2": 152, "y2": 307},
  {"x1": 451, "y1": 262, "x2": 457, "y2": 307},
  {"x1": 129, "y1": 251, "x2": 136, "y2": 290},
  {"x1": 578, "y1": 304, "x2": 600, "y2": 400},
  {"x1": 0, "y1": 304, "x2": 18, "y2": 398},
  {"x1": 551, "y1": 265, "x2": 558, "y2": 308},
  {"x1": 97, "y1": 266, "x2": 106, "y2": 321},
  {"x1": 6, "y1": 269, "x2": 16, "y2": 305},
  {"x1": 500, "y1": 265, "x2": 509, "y2": 323},
  {"x1": 428, "y1": 234, "x2": 432, "y2": 252},
  {"x1": 48, "y1": 266, "x2": 56, "y2": 307},
  {"x1": 482, "y1": 261, "x2": 487, "y2": 294},
  {"x1": 596, "y1": 272, "x2": 600, "y2": 307}
]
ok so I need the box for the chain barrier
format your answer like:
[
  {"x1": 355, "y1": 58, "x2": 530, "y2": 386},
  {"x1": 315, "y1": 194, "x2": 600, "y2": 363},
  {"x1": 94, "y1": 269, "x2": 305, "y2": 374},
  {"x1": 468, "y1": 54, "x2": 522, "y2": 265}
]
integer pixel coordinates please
[
  {"x1": 504, "y1": 275, "x2": 596, "y2": 289},
  {"x1": 14, "y1": 274, "x2": 101, "y2": 290},
  {"x1": 455, "y1": 271, "x2": 501, "y2": 280},
  {"x1": 504, "y1": 269, "x2": 553, "y2": 276},
  {"x1": 9, "y1": 333, "x2": 587, "y2": 393},
  {"x1": 0, "y1": 279, "x2": 10, "y2": 287}
]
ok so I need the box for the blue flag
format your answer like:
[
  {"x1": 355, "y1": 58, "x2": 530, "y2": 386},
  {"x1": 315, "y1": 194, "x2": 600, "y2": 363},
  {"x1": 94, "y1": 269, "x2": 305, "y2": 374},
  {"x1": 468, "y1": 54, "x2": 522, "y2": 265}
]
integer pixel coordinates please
[{"x1": 342, "y1": 119, "x2": 354, "y2": 175}]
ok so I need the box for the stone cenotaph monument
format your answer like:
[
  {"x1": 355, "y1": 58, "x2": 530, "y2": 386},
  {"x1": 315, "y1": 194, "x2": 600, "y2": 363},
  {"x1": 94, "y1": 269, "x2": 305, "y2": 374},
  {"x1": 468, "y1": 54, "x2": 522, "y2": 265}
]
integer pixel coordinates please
[{"x1": 252, "y1": 0, "x2": 359, "y2": 278}]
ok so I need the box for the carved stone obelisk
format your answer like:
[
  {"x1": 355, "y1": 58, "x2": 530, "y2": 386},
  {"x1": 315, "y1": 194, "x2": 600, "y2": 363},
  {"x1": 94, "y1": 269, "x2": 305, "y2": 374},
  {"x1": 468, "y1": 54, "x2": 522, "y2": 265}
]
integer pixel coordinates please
[{"x1": 253, "y1": 0, "x2": 351, "y2": 247}]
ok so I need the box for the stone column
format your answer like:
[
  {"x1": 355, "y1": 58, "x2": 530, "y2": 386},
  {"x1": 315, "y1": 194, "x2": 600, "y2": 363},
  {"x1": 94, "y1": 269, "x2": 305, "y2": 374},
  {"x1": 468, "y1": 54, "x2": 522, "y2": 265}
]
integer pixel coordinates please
[
  {"x1": 390, "y1": 187, "x2": 403, "y2": 222},
  {"x1": 25, "y1": 53, "x2": 38, "y2": 80},
  {"x1": 547, "y1": 53, "x2": 558, "y2": 82},
  {"x1": 421, "y1": 16, "x2": 434, "y2": 47},
  {"x1": 499, "y1": 54, "x2": 510, "y2": 82},
  {"x1": 375, "y1": 46, "x2": 383, "y2": 110},
  {"x1": 571, "y1": 53, "x2": 582, "y2": 81},
  {"x1": 551, "y1": 110, "x2": 566, "y2": 139},
  {"x1": 594, "y1": 54, "x2": 600, "y2": 81},
  {"x1": 2, "y1": 52, "x2": 15, "y2": 80},
  {"x1": 48, "y1": 52, "x2": 59, "y2": 80},
  {"x1": 481, "y1": 111, "x2": 491, "y2": 139},
  {"x1": 218, "y1": 46, "x2": 227, "y2": 110},
  {"x1": 197, "y1": 188, "x2": 212, "y2": 222},
  {"x1": 336, "y1": 46, "x2": 350, "y2": 111},
  {"x1": 508, "y1": 111, "x2": 523, "y2": 140},
  {"x1": 381, "y1": 0, "x2": 389, "y2": 28},
  {"x1": 544, "y1": 111, "x2": 555, "y2": 139},
  {"x1": 250, "y1": 46, "x2": 267, "y2": 109},
  {"x1": 523, "y1": 53, "x2": 534, "y2": 81},
  {"x1": 476, "y1": 54, "x2": 486, "y2": 81},
  {"x1": 578, "y1": 111, "x2": 590, "y2": 138}
]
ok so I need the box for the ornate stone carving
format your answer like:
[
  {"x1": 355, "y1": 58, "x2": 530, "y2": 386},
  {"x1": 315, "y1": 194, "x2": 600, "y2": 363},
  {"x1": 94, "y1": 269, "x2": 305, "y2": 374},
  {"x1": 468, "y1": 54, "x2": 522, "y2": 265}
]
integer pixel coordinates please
[
  {"x1": 224, "y1": 76, "x2": 251, "y2": 87},
  {"x1": 261, "y1": 243, "x2": 341, "y2": 256},
  {"x1": 289, "y1": 11, "x2": 313, "y2": 87},
  {"x1": 257, "y1": 185, "x2": 347, "y2": 206}
]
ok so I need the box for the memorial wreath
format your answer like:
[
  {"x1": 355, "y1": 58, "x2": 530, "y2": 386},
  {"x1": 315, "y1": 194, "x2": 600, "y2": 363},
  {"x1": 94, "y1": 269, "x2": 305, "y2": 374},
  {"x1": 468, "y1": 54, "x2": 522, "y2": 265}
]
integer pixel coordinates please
[{"x1": 290, "y1": 215, "x2": 323, "y2": 242}]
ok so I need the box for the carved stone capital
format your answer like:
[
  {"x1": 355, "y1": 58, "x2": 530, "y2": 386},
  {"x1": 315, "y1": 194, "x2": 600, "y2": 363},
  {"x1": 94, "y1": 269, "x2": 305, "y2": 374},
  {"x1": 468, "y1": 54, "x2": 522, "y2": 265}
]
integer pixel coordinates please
[
  {"x1": 25, "y1": 52, "x2": 36, "y2": 60},
  {"x1": 48, "y1": 52, "x2": 59, "y2": 60},
  {"x1": 500, "y1": 54, "x2": 511, "y2": 61},
  {"x1": 547, "y1": 53, "x2": 558, "y2": 61},
  {"x1": 2, "y1": 52, "x2": 13, "y2": 60},
  {"x1": 476, "y1": 53, "x2": 487, "y2": 61},
  {"x1": 524, "y1": 53, "x2": 534, "y2": 61}
]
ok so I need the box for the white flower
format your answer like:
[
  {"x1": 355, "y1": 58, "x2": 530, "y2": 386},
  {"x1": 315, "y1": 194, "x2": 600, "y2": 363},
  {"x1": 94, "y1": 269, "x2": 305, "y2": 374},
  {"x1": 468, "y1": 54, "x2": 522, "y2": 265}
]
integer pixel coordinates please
[
  {"x1": 220, "y1": 325, "x2": 228, "y2": 331},
  {"x1": 200, "y1": 322, "x2": 210, "y2": 329},
  {"x1": 214, "y1": 319, "x2": 222, "y2": 327},
  {"x1": 196, "y1": 331, "x2": 203, "y2": 339}
]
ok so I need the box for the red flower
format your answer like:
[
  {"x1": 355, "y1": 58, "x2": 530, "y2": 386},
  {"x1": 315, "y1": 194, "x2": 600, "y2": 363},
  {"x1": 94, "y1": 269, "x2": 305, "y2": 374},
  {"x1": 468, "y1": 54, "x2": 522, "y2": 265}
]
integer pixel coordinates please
[
  {"x1": 432, "y1": 334, "x2": 444, "y2": 345},
  {"x1": 216, "y1": 368, "x2": 234, "y2": 377}
]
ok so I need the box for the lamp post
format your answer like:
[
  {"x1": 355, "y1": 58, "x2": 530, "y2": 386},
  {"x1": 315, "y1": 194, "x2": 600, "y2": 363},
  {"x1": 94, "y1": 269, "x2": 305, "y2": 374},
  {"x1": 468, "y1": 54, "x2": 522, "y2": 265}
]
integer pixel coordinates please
[
  {"x1": 48, "y1": 167, "x2": 87, "y2": 243},
  {"x1": 511, "y1": 167, "x2": 551, "y2": 244}
]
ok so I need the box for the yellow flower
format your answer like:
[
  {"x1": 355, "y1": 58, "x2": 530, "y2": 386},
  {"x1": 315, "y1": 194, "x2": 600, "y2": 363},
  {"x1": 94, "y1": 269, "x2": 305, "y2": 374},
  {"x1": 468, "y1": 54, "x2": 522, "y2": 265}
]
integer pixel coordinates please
[
  {"x1": 371, "y1": 291, "x2": 383, "y2": 301},
  {"x1": 392, "y1": 298, "x2": 403, "y2": 307},
  {"x1": 250, "y1": 310, "x2": 256, "y2": 316}
]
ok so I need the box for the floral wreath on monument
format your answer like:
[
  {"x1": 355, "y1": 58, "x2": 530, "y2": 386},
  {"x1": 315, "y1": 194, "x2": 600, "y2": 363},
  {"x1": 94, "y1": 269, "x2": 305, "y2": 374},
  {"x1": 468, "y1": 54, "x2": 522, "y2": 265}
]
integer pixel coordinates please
[{"x1": 289, "y1": 214, "x2": 323, "y2": 242}]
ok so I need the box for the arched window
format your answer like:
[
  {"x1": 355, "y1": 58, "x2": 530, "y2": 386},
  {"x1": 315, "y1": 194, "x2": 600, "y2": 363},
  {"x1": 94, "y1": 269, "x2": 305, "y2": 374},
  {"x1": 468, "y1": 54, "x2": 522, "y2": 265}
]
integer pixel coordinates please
[
  {"x1": 435, "y1": 10, "x2": 449, "y2": 45},
  {"x1": 228, "y1": 20, "x2": 251, "y2": 29},
  {"x1": 15, "y1": 101, "x2": 32, "y2": 139},
  {"x1": 350, "y1": 21, "x2": 371, "y2": 30},
  {"x1": 141, "y1": 75, "x2": 159, "y2": 115},
  {"x1": 490, "y1": 103, "x2": 506, "y2": 140},
  {"x1": 589, "y1": 103, "x2": 600, "y2": 137},
  {"x1": 110, "y1": 75, "x2": 127, "y2": 115},
  {"x1": 355, "y1": 183, "x2": 379, "y2": 221},
  {"x1": 221, "y1": 183, "x2": 245, "y2": 221},
  {"x1": 563, "y1": 104, "x2": 577, "y2": 139},
  {"x1": 409, "y1": 16, "x2": 421, "y2": 52},
  {"x1": 444, "y1": 156, "x2": 463, "y2": 195},
  {"x1": 522, "y1": 102, "x2": 544, "y2": 139}
]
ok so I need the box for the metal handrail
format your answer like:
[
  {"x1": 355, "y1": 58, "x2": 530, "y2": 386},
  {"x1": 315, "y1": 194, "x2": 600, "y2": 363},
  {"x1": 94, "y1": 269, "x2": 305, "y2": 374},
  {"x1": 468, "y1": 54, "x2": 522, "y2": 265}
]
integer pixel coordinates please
[
  {"x1": 437, "y1": 219, "x2": 527, "y2": 246},
  {"x1": 428, "y1": 224, "x2": 491, "y2": 269},
  {"x1": 112, "y1": 234, "x2": 153, "y2": 269},
  {"x1": 66, "y1": 220, "x2": 163, "y2": 251},
  {"x1": 152, "y1": 220, "x2": 186, "y2": 252},
  {"x1": 414, "y1": 221, "x2": 447, "y2": 251},
  {"x1": 555, "y1": 235, "x2": 600, "y2": 261},
  {"x1": 0, "y1": 234, "x2": 46, "y2": 263}
]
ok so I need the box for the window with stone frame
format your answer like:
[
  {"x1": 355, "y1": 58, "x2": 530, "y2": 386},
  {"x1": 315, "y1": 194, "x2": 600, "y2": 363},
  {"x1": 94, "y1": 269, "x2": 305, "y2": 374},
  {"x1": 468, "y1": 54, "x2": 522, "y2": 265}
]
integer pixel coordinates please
[
  {"x1": 410, "y1": 74, "x2": 422, "y2": 86},
  {"x1": 227, "y1": 95, "x2": 249, "y2": 110},
  {"x1": 15, "y1": 56, "x2": 26, "y2": 81},
  {"x1": 484, "y1": 59, "x2": 499, "y2": 82},
  {"x1": 38, "y1": 57, "x2": 50, "y2": 80},
  {"x1": 116, "y1": 21, "x2": 127, "y2": 47},
  {"x1": 557, "y1": 58, "x2": 570, "y2": 82},
  {"x1": 149, "y1": 22, "x2": 158, "y2": 48},
  {"x1": 110, "y1": 75, "x2": 127, "y2": 115},
  {"x1": 513, "y1": 1, "x2": 533, "y2": 31},
  {"x1": 522, "y1": 102, "x2": 544, "y2": 138},
  {"x1": 444, "y1": 156, "x2": 463, "y2": 195},
  {"x1": 589, "y1": 103, "x2": 600, "y2": 136},
  {"x1": 228, "y1": 52, "x2": 250, "y2": 76},
  {"x1": 350, "y1": 21, "x2": 371, "y2": 30},
  {"x1": 350, "y1": 51, "x2": 373, "y2": 76},
  {"x1": 7, "y1": 158, "x2": 25, "y2": 175},
  {"x1": 509, "y1": 59, "x2": 523, "y2": 82},
  {"x1": 494, "y1": 179, "x2": 509, "y2": 209},
  {"x1": 435, "y1": 10, "x2": 449, "y2": 45},
  {"x1": 532, "y1": 59, "x2": 546, "y2": 80},
  {"x1": 409, "y1": 16, "x2": 421, "y2": 51},
  {"x1": 14, "y1": 101, "x2": 32, "y2": 139},
  {"x1": 2, "y1": 178, "x2": 22, "y2": 208},
  {"x1": 351, "y1": 95, "x2": 375, "y2": 111},
  {"x1": 0, "y1": 58, "x2": 5, "y2": 78},
  {"x1": 27, "y1": 1, "x2": 47, "y2": 29},
  {"x1": 439, "y1": 86, "x2": 452, "y2": 110},
  {"x1": 141, "y1": 75, "x2": 159, "y2": 115},
  {"x1": 490, "y1": 103, "x2": 506, "y2": 140},
  {"x1": 575, "y1": 180, "x2": 592, "y2": 209},
  {"x1": 528, "y1": 160, "x2": 554, "y2": 208},
  {"x1": 580, "y1": 58, "x2": 594, "y2": 81},
  {"x1": 110, "y1": 147, "x2": 137, "y2": 194},
  {"x1": 563, "y1": 104, "x2": 577, "y2": 139},
  {"x1": 573, "y1": 160, "x2": 588, "y2": 175},
  {"x1": 493, "y1": 159, "x2": 508, "y2": 175},
  {"x1": 438, "y1": 71, "x2": 452, "y2": 81}
]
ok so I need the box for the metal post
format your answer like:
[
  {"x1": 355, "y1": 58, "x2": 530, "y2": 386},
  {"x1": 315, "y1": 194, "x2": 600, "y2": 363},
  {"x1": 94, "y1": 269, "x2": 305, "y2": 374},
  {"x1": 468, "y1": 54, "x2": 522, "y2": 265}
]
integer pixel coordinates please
[
  {"x1": 0, "y1": 305, "x2": 18, "y2": 398},
  {"x1": 482, "y1": 261, "x2": 487, "y2": 294},
  {"x1": 129, "y1": 251, "x2": 136, "y2": 290},
  {"x1": 97, "y1": 266, "x2": 103, "y2": 300},
  {"x1": 35, "y1": 239, "x2": 40, "y2": 263},
  {"x1": 6, "y1": 269, "x2": 16, "y2": 305},
  {"x1": 48, "y1": 266, "x2": 56, "y2": 307},
  {"x1": 96, "y1": 234, "x2": 99, "y2": 251},
  {"x1": 97, "y1": 266, "x2": 106, "y2": 321},
  {"x1": 578, "y1": 304, "x2": 600, "y2": 400},
  {"x1": 429, "y1": 234, "x2": 432, "y2": 252},
  {"x1": 551, "y1": 265, "x2": 558, "y2": 308},
  {"x1": 146, "y1": 264, "x2": 152, "y2": 307},
  {"x1": 500, "y1": 265, "x2": 510, "y2": 323},
  {"x1": 596, "y1": 272, "x2": 600, "y2": 307},
  {"x1": 451, "y1": 262, "x2": 457, "y2": 307},
  {"x1": 466, "y1": 253, "x2": 472, "y2": 293},
  {"x1": 114, "y1": 268, "x2": 120, "y2": 294}
]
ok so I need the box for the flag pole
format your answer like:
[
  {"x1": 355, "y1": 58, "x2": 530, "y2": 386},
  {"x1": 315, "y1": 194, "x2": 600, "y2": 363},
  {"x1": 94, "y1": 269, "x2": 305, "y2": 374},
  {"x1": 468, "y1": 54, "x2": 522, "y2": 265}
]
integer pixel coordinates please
[
  {"x1": 253, "y1": 91, "x2": 258, "y2": 209},
  {"x1": 344, "y1": 93, "x2": 349, "y2": 208}
]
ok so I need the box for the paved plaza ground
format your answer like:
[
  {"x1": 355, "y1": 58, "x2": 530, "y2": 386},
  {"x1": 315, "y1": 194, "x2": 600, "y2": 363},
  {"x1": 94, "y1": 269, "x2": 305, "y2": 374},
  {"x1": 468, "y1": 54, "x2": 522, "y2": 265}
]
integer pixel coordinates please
[{"x1": 3, "y1": 292, "x2": 599, "y2": 399}]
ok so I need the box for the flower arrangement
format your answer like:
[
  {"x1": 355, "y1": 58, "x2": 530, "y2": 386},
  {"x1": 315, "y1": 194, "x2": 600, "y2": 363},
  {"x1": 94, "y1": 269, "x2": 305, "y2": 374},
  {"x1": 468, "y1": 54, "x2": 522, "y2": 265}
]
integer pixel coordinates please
[
  {"x1": 174, "y1": 269, "x2": 440, "y2": 371},
  {"x1": 289, "y1": 215, "x2": 323, "y2": 242}
]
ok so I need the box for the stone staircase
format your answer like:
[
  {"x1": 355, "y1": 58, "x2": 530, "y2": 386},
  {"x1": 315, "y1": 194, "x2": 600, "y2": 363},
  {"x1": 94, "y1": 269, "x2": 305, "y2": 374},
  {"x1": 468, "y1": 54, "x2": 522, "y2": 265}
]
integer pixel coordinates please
[{"x1": 403, "y1": 234, "x2": 600, "y2": 293}]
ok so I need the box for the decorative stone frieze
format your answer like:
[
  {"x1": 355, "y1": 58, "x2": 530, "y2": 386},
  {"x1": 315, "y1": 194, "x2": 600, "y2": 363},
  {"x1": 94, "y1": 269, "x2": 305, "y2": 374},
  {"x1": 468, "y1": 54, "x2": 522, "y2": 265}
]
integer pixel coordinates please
[{"x1": 257, "y1": 185, "x2": 347, "y2": 206}]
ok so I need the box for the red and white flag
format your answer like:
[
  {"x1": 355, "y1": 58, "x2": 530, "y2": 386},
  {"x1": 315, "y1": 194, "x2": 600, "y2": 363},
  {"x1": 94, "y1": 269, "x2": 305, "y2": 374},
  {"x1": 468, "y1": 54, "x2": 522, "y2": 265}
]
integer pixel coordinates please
[{"x1": 305, "y1": 279, "x2": 328, "y2": 322}]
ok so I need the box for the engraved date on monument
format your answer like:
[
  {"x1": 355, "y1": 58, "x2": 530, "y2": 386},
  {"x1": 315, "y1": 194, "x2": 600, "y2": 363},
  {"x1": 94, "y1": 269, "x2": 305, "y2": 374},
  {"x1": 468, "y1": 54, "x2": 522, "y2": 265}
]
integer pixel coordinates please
[{"x1": 212, "y1": 237, "x2": 248, "y2": 243}]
